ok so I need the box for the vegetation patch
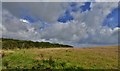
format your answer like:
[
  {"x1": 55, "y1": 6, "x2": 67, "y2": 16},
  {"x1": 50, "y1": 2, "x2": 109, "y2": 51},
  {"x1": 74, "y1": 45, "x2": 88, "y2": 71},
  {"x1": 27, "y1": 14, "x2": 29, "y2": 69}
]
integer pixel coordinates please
[
  {"x1": 1, "y1": 46, "x2": 118, "y2": 70},
  {"x1": 1, "y1": 38, "x2": 73, "y2": 49}
]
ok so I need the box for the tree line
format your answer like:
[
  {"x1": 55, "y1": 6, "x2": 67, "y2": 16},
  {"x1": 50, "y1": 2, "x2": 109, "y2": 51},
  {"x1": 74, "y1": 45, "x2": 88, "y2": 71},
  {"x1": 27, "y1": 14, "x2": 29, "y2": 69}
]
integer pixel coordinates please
[{"x1": 1, "y1": 38, "x2": 73, "y2": 49}]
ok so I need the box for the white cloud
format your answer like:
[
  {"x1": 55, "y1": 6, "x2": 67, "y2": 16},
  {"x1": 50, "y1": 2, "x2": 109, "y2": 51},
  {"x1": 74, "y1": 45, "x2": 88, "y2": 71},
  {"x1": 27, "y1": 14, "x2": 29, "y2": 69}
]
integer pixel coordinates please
[
  {"x1": 2, "y1": 9, "x2": 40, "y2": 40},
  {"x1": 2, "y1": 2, "x2": 119, "y2": 47},
  {"x1": 3, "y1": 2, "x2": 69, "y2": 23},
  {"x1": 20, "y1": 19, "x2": 30, "y2": 23}
]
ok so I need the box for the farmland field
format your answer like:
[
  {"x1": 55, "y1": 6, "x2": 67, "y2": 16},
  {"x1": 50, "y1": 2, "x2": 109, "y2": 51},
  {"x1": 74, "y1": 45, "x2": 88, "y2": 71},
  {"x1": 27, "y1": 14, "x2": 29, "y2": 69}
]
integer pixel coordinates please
[{"x1": 1, "y1": 46, "x2": 119, "y2": 70}]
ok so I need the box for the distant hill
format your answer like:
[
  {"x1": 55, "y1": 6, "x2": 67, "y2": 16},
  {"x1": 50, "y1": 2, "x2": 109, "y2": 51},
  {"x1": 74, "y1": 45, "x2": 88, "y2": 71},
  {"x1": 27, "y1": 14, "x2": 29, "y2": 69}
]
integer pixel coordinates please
[{"x1": 1, "y1": 38, "x2": 73, "y2": 49}]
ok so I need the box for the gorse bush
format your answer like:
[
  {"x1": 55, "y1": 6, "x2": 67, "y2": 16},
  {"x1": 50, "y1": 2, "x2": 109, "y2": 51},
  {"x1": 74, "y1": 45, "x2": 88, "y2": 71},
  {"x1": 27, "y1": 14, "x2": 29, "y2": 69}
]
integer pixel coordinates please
[
  {"x1": 1, "y1": 38, "x2": 73, "y2": 49},
  {"x1": 32, "y1": 56, "x2": 84, "y2": 70},
  {"x1": 3, "y1": 56, "x2": 84, "y2": 70}
]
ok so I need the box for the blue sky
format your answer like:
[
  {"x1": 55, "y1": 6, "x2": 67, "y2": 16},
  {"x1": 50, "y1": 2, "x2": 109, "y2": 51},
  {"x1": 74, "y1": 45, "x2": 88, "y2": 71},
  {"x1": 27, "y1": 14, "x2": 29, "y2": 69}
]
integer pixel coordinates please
[
  {"x1": 103, "y1": 7, "x2": 119, "y2": 29},
  {"x1": 17, "y1": 2, "x2": 119, "y2": 29},
  {"x1": 57, "y1": 2, "x2": 91, "y2": 23},
  {"x1": 2, "y1": 2, "x2": 119, "y2": 47}
]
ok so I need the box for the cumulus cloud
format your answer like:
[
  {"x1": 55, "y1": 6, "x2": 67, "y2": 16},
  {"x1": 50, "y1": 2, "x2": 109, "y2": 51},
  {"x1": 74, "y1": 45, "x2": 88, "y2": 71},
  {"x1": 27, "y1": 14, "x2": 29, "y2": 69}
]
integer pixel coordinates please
[
  {"x1": 2, "y1": 2, "x2": 69, "y2": 23},
  {"x1": 2, "y1": 9, "x2": 40, "y2": 40},
  {"x1": 2, "y1": 2, "x2": 119, "y2": 47}
]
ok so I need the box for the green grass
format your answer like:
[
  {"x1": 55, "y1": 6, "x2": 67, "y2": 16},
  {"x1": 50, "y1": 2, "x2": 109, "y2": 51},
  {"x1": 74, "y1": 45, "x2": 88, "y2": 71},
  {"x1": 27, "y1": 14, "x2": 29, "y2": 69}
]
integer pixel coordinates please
[{"x1": 1, "y1": 46, "x2": 118, "y2": 70}]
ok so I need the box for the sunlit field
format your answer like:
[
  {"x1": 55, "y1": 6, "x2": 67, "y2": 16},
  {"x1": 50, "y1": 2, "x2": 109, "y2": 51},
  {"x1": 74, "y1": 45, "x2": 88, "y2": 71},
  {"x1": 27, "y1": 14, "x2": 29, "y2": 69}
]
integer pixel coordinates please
[{"x1": 1, "y1": 46, "x2": 118, "y2": 70}]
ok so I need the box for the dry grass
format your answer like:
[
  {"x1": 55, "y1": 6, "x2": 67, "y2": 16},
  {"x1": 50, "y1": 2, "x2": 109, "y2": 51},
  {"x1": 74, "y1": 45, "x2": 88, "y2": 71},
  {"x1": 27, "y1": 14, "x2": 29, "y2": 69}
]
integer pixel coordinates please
[
  {"x1": 2, "y1": 46, "x2": 119, "y2": 69},
  {"x1": 26, "y1": 46, "x2": 118, "y2": 69}
]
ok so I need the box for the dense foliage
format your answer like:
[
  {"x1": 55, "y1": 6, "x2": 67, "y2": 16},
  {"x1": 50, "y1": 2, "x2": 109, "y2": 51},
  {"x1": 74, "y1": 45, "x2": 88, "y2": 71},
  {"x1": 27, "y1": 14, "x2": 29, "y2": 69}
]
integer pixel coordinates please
[
  {"x1": 3, "y1": 56, "x2": 84, "y2": 71},
  {"x1": 1, "y1": 38, "x2": 73, "y2": 49}
]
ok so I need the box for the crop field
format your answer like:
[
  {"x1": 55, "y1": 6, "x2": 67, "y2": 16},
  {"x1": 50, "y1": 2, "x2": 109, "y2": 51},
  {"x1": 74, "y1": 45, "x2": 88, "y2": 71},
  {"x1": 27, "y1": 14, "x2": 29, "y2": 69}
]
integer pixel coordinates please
[{"x1": 1, "y1": 46, "x2": 118, "y2": 70}]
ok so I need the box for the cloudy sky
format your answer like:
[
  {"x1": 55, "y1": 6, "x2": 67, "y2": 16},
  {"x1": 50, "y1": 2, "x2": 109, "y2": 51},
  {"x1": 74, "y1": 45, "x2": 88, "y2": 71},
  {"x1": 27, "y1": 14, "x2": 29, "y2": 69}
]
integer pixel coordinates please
[{"x1": 1, "y1": 2, "x2": 119, "y2": 47}]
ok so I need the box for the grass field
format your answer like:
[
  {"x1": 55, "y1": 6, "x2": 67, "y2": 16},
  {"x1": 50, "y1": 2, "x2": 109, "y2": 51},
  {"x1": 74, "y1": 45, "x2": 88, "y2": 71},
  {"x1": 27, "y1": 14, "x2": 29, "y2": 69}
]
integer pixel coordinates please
[{"x1": 1, "y1": 46, "x2": 119, "y2": 70}]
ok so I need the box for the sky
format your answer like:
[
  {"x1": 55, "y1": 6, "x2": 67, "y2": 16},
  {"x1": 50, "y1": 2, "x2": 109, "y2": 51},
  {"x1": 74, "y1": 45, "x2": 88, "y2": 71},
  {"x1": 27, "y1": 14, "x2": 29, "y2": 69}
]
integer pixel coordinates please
[{"x1": 1, "y1": 2, "x2": 120, "y2": 47}]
